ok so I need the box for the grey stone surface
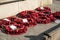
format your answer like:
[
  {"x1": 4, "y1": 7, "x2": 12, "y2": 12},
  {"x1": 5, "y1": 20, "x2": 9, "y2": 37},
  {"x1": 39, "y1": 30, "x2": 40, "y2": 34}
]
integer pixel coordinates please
[{"x1": 0, "y1": 0, "x2": 60, "y2": 40}]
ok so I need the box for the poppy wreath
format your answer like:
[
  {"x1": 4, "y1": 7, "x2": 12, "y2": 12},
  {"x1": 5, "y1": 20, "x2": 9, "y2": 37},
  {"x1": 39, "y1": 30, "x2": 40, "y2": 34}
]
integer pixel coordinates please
[
  {"x1": 0, "y1": 16, "x2": 28, "y2": 35},
  {"x1": 0, "y1": 6, "x2": 60, "y2": 35},
  {"x1": 53, "y1": 12, "x2": 60, "y2": 19},
  {"x1": 16, "y1": 10, "x2": 38, "y2": 26},
  {"x1": 35, "y1": 7, "x2": 51, "y2": 13},
  {"x1": 35, "y1": 7, "x2": 55, "y2": 23},
  {"x1": 16, "y1": 7, "x2": 55, "y2": 24},
  {"x1": 16, "y1": 10, "x2": 36, "y2": 18}
]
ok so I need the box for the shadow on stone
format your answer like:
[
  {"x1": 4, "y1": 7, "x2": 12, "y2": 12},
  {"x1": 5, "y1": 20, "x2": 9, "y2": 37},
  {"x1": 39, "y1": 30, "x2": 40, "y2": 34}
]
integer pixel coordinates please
[{"x1": 24, "y1": 24, "x2": 60, "y2": 40}]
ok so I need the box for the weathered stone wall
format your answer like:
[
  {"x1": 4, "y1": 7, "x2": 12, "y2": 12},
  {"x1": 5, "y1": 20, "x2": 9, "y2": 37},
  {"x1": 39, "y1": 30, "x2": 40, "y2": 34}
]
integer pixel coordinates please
[{"x1": 0, "y1": 0, "x2": 52, "y2": 19}]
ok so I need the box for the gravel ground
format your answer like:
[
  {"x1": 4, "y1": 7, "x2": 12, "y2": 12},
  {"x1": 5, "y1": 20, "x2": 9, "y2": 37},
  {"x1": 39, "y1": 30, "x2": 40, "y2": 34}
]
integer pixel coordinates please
[{"x1": 0, "y1": 0, "x2": 60, "y2": 40}]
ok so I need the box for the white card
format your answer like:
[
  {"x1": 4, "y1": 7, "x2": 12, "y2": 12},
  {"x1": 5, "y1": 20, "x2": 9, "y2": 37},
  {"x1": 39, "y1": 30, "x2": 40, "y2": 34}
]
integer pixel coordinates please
[
  {"x1": 40, "y1": 7, "x2": 44, "y2": 9},
  {"x1": 22, "y1": 18, "x2": 28, "y2": 23},
  {"x1": 3, "y1": 18, "x2": 10, "y2": 21},
  {"x1": 10, "y1": 25, "x2": 17, "y2": 30},
  {"x1": 55, "y1": 19, "x2": 60, "y2": 24}
]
